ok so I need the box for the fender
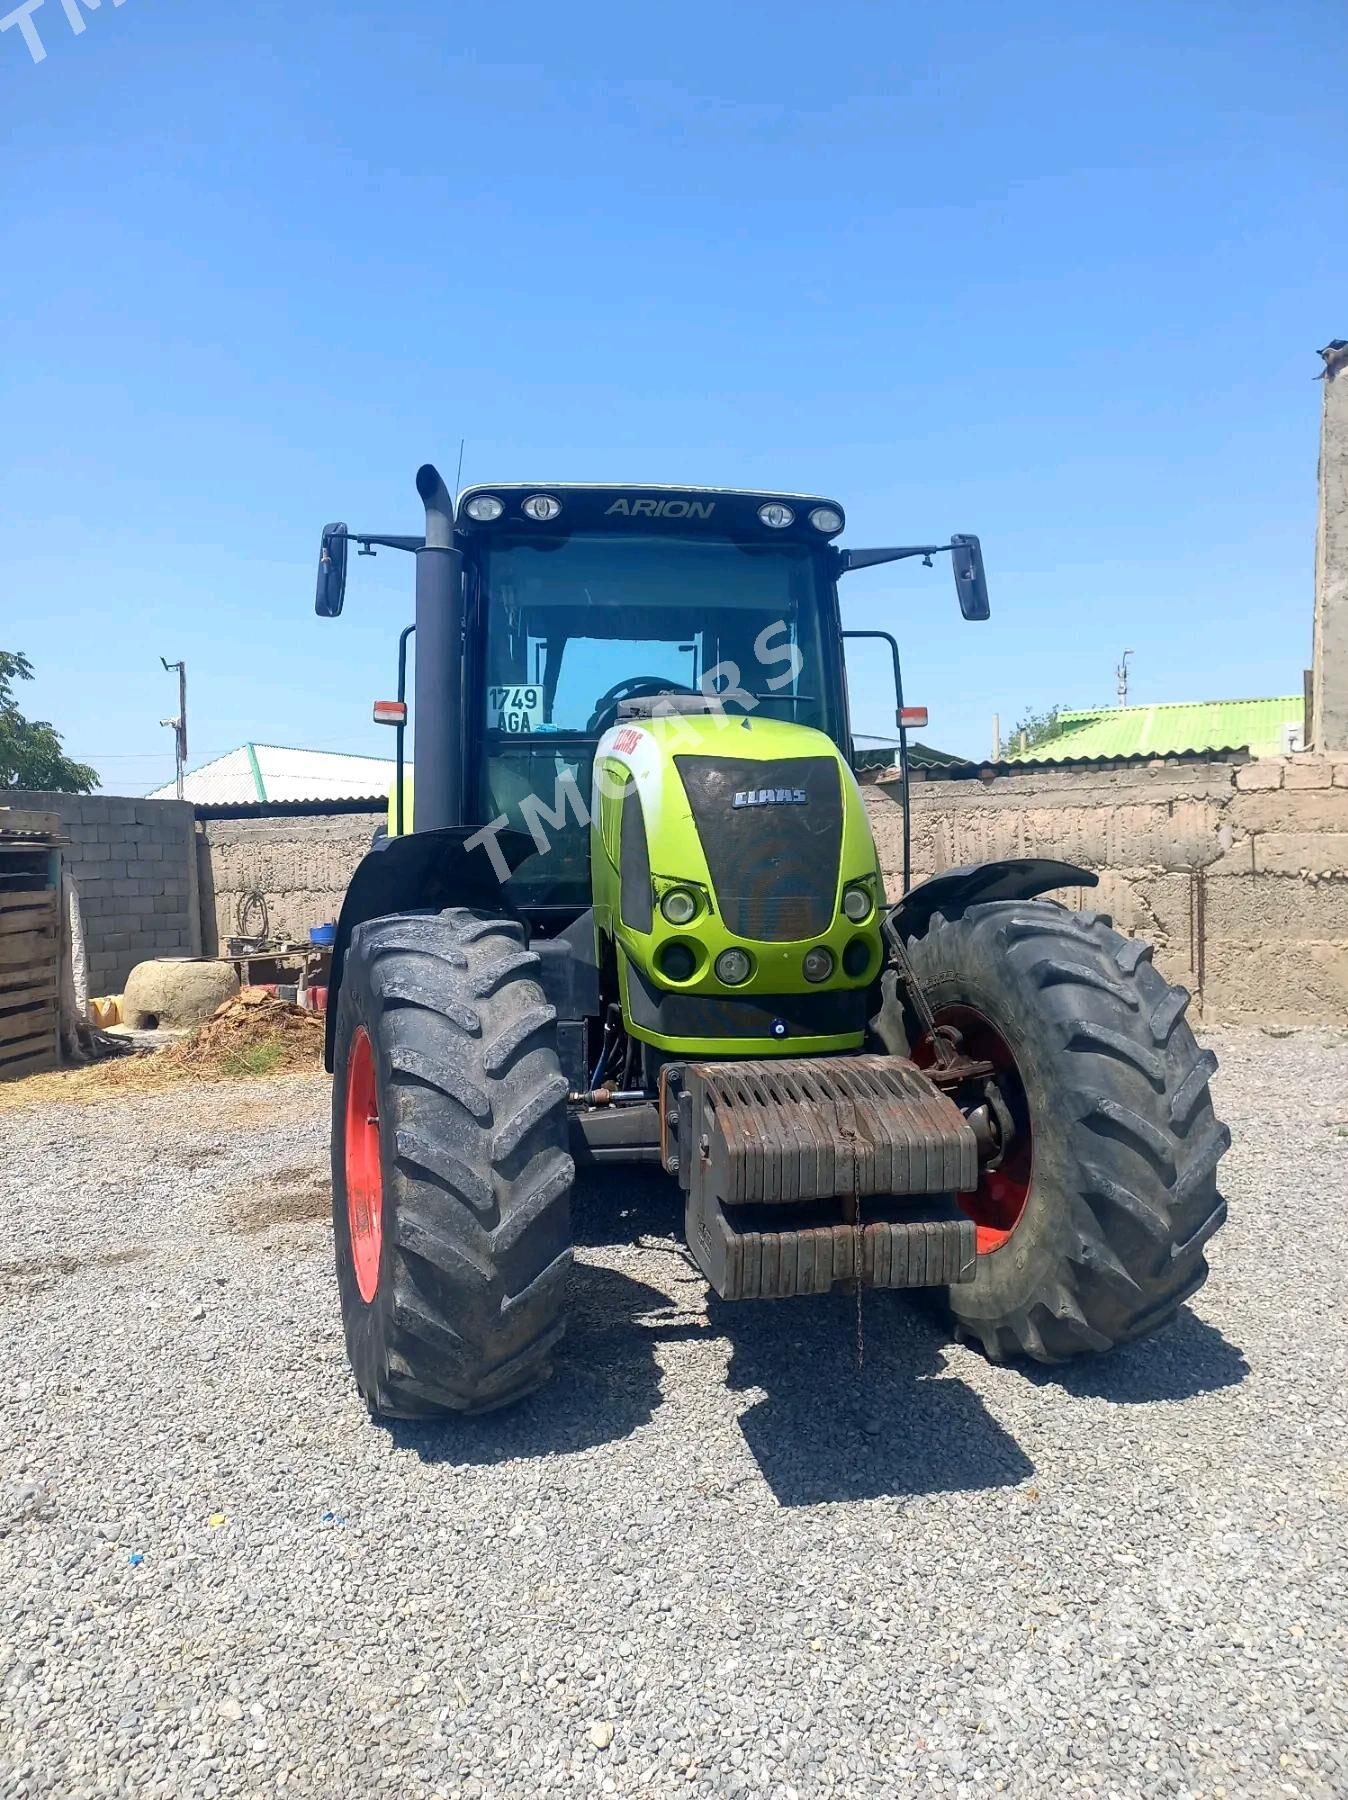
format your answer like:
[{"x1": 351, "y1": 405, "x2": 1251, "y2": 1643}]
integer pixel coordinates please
[
  {"x1": 323, "y1": 826, "x2": 534, "y2": 1069},
  {"x1": 887, "y1": 857, "x2": 1098, "y2": 944}
]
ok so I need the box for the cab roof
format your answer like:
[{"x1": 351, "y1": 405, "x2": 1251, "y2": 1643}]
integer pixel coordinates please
[{"x1": 455, "y1": 483, "x2": 845, "y2": 541}]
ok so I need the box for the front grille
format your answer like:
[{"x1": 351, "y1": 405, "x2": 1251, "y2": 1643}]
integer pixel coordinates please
[{"x1": 675, "y1": 754, "x2": 842, "y2": 942}]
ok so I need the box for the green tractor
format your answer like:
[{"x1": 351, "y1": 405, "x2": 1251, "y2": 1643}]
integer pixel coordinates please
[{"x1": 313, "y1": 468, "x2": 1228, "y2": 1418}]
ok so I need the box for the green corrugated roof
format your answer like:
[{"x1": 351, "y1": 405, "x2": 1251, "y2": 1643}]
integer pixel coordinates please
[{"x1": 1005, "y1": 697, "x2": 1301, "y2": 764}]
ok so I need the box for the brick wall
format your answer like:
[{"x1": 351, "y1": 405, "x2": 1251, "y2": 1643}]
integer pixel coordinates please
[{"x1": 8, "y1": 791, "x2": 199, "y2": 995}]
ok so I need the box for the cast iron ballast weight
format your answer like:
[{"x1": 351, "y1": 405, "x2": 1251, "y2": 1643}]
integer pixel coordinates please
[{"x1": 313, "y1": 468, "x2": 1229, "y2": 1417}]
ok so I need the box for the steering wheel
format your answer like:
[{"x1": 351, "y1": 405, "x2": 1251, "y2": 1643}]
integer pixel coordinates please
[{"x1": 586, "y1": 675, "x2": 699, "y2": 735}]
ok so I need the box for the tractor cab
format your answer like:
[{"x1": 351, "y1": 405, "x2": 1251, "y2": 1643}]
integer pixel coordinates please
[{"x1": 459, "y1": 484, "x2": 852, "y2": 915}]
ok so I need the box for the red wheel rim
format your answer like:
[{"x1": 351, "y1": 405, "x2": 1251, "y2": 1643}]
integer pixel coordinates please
[
  {"x1": 344, "y1": 1026, "x2": 383, "y2": 1303},
  {"x1": 914, "y1": 1004, "x2": 1032, "y2": 1255}
]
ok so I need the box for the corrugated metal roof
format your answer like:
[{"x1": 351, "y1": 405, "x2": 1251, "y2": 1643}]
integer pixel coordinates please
[
  {"x1": 852, "y1": 737, "x2": 970, "y2": 772},
  {"x1": 149, "y1": 744, "x2": 393, "y2": 804},
  {"x1": 1004, "y1": 698, "x2": 1301, "y2": 764}
]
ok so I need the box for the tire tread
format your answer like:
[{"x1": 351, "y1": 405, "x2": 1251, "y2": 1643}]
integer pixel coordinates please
[
  {"x1": 332, "y1": 907, "x2": 574, "y2": 1417},
  {"x1": 901, "y1": 898, "x2": 1228, "y2": 1364}
]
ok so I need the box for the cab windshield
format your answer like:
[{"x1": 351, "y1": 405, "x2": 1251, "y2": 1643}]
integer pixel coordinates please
[{"x1": 475, "y1": 531, "x2": 841, "y2": 907}]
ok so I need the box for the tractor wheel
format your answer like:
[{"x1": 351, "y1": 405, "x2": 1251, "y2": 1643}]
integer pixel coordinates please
[
  {"x1": 331, "y1": 906, "x2": 573, "y2": 1417},
  {"x1": 881, "y1": 900, "x2": 1229, "y2": 1362}
]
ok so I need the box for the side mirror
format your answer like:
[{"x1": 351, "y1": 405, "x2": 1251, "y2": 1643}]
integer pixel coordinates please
[
  {"x1": 315, "y1": 523, "x2": 349, "y2": 617},
  {"x1": 950, "y1": 534, "x2": 990, "y2": 620}
]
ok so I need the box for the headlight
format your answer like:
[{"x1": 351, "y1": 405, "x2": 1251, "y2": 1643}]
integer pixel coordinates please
[
  {"x1": 842, "y1": 883, "x2": 873, "y2": 922},
  {"x1": 660, "y1": 887, "x2": 698, "y2": 926},
  {"x1": 808, "y1": 507, "x2": 843, "y2": 534},
  {"x1": 803, "y1": 946, "x2": 834, "y2": 983},
  {"x1": 522, "y1": 494, "x2": 562, "y2": 521},
  {"x1": 715, "y1": 948, "x2": 752, "y2": 985},
  {"x1": 758, "y1": 502, "x2": 794, "y2": 529},
  {"x1": 463, "y1": 495, "x2": 504, "y2": 521}
]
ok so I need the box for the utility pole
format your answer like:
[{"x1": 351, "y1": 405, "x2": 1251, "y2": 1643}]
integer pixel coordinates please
[
  {"x1": 159, "y1": 657, "x2": 187, "y2": 800},
  {"x1": 1312, "y1": 340, "x2": 1348, "y2": 750},
  {"x1": 991, "y1": 712, "x2": 1001, "y2": 759},
  {"x1": 1116, "y1": 649, "x2": 1134, "y2": 707}
]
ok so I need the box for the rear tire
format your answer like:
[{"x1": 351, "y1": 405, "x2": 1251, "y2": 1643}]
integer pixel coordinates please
[
  {"x1": 331, "y1": 906, "x2": 573, "y2": 1416},
  {"x1": 882, "y1": 900, "x2": 1229, "y2": 1362}
]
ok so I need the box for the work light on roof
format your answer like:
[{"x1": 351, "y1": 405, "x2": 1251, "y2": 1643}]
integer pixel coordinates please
[
  {"x1": 758, "y1": 502, "x2": 794, "y2": 529},
  {"x1": 463, "y1": 495, "x2": 504, "y2": 522},
  {"x1": 808, "y1": 507, "x2": 843, "y2": 534},
  {"x1": 522, "y1": 494, "x2": 562, "y2": 522}
]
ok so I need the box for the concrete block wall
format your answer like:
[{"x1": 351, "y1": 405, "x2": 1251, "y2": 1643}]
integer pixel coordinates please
[
  {"x1": 197, "y1": 811, "x2": 383, "y2": 954},
  {"x1": 8, "y1": 791, "x2": 199, "y2": 995},
  {"x1": 865, "y1": 756, "x2": 1348, "y2": 1025}
]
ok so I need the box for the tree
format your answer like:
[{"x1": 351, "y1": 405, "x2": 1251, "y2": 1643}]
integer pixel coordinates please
[
  {"x1": 0, "y1": 652, "x2": 99, "y2": 793},
  {"x1": 1008, "y1": 704, "x2": 1066, "y2": 754}
]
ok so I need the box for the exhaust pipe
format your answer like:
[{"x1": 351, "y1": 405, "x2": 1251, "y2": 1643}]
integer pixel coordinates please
[
  {"x1": 412, "y1": 463, "x2": 464, "y2": 831},
  {"x1": 416, "y1": 462, "x2": 455, "y2": 550}
]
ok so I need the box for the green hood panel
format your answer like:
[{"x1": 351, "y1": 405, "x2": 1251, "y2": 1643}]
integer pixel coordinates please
[{"x1": 591, "y1": 712, "x2": 882, "y2": 1055}]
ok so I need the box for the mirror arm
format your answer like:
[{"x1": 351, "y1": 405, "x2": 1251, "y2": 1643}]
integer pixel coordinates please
[
  {"x1": 351, "y1": 533, "x2": 425, "y2": 555},
  {"x1": 837, "y1": 545, "x2": 947, "y2": 573},
  {"x1": 838, "y1": 535, "x2": 989, "y2": 621}
]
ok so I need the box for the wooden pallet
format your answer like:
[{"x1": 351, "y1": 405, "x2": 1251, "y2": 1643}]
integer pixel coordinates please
[{"x1": 0, "y1": 828, "x2": 61, "y2": 1081}]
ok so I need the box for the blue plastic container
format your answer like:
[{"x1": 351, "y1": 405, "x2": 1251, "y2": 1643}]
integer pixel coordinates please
[{"x1": 309, "y1": 922, "x2": 337, "y2": 947}]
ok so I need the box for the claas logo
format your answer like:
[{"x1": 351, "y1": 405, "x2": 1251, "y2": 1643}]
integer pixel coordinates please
[{"x1": 732, "y1": 788, "x2": 808, "y2": 808}]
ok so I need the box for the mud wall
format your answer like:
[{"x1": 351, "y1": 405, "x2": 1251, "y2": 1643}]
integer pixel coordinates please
[
  {"x1": 196, "y1": 811, "x2": 383, "y2": 954},
  {"x1": 865, "y1": 756, "x2": 1348, "y2": 1025}
]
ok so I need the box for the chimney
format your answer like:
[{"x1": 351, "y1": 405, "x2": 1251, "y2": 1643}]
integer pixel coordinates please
[{"x1": 1311, "y1": 340, "x2": 1348, "y2": 750}]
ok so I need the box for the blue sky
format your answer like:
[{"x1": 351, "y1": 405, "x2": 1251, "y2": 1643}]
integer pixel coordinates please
[{"x1": 4, "y1": 0, "x2": 1344, "y2": 791}]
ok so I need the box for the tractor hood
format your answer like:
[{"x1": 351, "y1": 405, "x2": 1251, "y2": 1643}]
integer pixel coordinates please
[{"x1": 590, "y1": 711, "x2": 883, "y2": 1056}]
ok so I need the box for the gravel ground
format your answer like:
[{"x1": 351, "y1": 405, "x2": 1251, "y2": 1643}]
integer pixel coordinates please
[{"x1": 1, "y1": 1028, "x2": 1345, "y2": 1800}]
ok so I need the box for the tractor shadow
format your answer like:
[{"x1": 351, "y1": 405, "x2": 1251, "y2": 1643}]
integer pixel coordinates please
[
  {"x1": 383, "y1": 1257, "x2": 694, "y2": 1466},
  {"x1": 713, "y1": 1293, "x2": 1246, "y2": 1506},
  {"x1": 574, "y1": 1167, "x2": 1037, "y2": 1507},
  {"x1": 386, "y1": 1169, "x2": 708, "y2": 1466},
  {"x1": 387, "y1": 1167, "x2": 1245, "y2": 1496},
  {"x1": 572, "y1": 1166, "x2": 1036, "y2": 1504},
  {"x1": 391, "y1": 1168, "x2": 1034, "y2": 1500},
  {"x1": 1017, "y1": 1304, "x2": 1249, "y2": 1403},
  {"x1": 713, "y1": 1289, "x2": 1035, "y2": 1507}
]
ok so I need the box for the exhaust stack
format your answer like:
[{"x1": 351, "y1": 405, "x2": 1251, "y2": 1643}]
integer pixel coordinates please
[{"x1": 412, "y1": 463, "x2": 464, "y2": 831}]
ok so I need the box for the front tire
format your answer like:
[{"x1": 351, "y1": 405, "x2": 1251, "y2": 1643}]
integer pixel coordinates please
[
  {"x1": 883, "y1": 900, "x2": 1229, "y2": 1362},
  {"x1": 331, "y1": 906, "x2": 574, "y2": 1416}
]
